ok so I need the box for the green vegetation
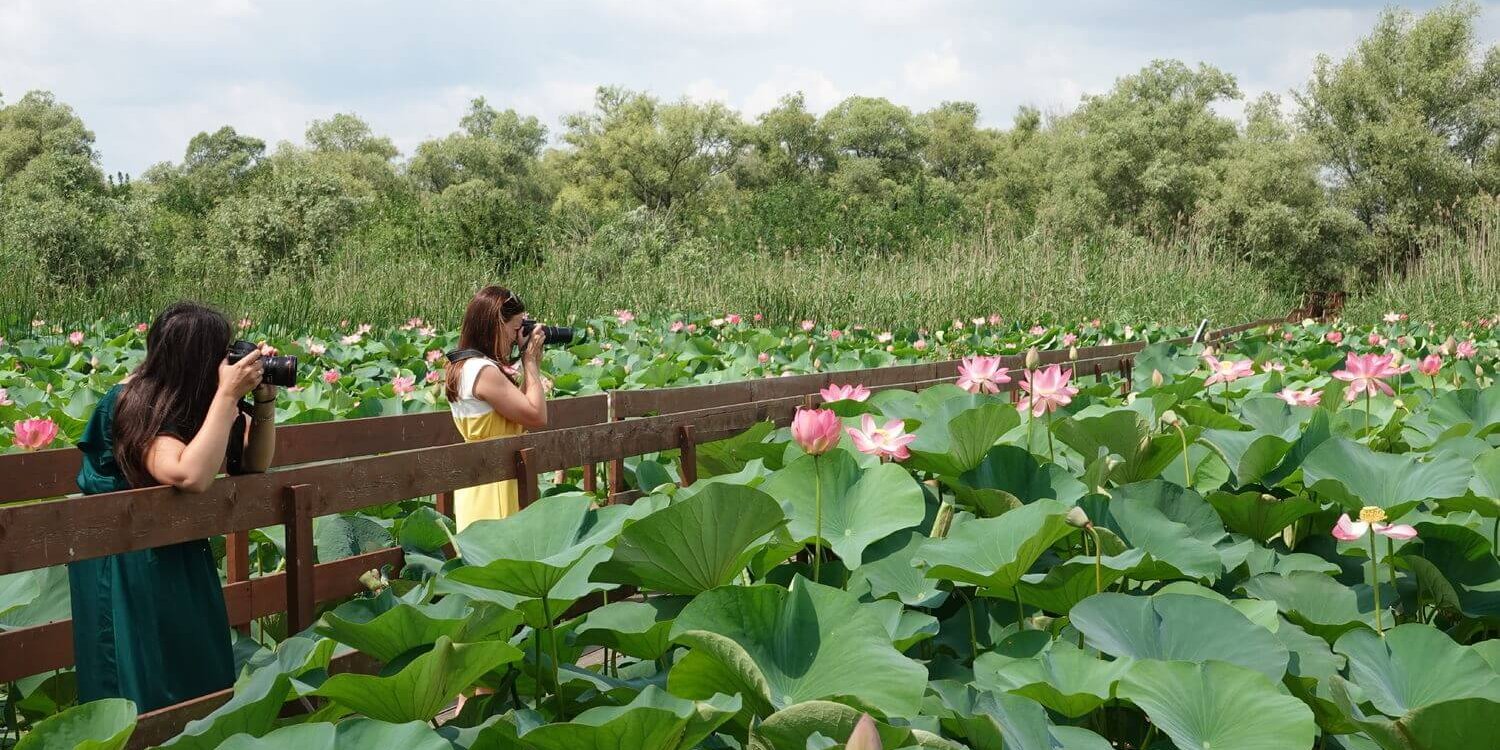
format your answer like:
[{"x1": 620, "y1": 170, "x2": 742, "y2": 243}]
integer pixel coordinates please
[{"x1": 3, "y1": 2, "x2": 1499, "y2": 328}]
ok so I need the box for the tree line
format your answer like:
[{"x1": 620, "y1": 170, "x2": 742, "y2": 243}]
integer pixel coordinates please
[{"x1": 2, "y1": 1, "x2": 1498, "y2": 299}]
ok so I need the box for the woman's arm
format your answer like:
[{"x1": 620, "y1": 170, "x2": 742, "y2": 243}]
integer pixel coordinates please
[
  {"x1": 144, "y1": 350, "x2": 264, "y2": 492},
  {"x1": 472, "y1": 364, "x2": 548, "y2": 429},
  {"x1": 240, "y1": 383, "x2": 278, "y2": 473}
]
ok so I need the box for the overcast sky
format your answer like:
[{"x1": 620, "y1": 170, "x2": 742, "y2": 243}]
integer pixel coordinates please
[{"x1": 4, "y1": 0, "x2": 1497, "y2": 175}]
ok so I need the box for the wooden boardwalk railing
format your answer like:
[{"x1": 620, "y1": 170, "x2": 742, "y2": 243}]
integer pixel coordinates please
[{"x1": 0, "y1": 316, "x2": 1284, "y2": 745}]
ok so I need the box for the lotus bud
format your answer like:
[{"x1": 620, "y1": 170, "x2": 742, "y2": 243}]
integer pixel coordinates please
[
  {"x1": 930, "y1": 501, "x2": 956, "y2": 539},
  {"x1": 1442, "y1": 336, "x2": 1457, "y2": 355},
  {"x1": 358, "y1": 568, "x2": 389, "y2": 593},
  {"x1": 1027, "y1": 614, "x2": 1056, "y2": 631},
  {"x1": 1124, "y1": 392, "x2": 1137, "y2": 405},
  {"x1": 1301, "y1": 318, "x2": 1317, "y2": 327},
  {"x1": 1068, "y1": 345, "x2": 1078, "y2": 361},
  {"x1": 1160, "y1": 409, "x2": 1179, "y2": 427},
  {"x1": 1065, "y1": 506, "x2": 1092, "y2": 529},
  {"x1": 847, "y1": 713, "x2": 883, "y2": 750},
  {"x1": 1025, "y1": 347, "x2": 1040, "y2": 369},
  {"x1": 1151, "y1": 369, "x2": 1164, "y2": 388},
  {"x1": 1202, "y1": 345, "x2": 1216, "y2": 358}
]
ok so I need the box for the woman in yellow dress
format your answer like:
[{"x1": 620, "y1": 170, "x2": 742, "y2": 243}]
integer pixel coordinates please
[{"x1": 443, "y1": 286, "x2": 549, "y2": 530}]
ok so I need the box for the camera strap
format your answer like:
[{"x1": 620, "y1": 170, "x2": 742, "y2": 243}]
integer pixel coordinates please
[
  {"x1": 445, "y1": 348, "x2": 487, "y2": 365},
  {"x1": 225, "y1": 400, "x2": 252, "y2": 475}
]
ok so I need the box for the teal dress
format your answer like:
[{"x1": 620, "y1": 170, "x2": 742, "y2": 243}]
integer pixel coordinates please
[{"x1": 66, "y1": 385, "x2": 234, "y2": 712}]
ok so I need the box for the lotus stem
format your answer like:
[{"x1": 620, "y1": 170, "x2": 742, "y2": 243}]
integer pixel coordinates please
[
  {"x1": 1044, "y1": 407, "x2": 1055, "y2": 464},
  {"x1": 1370, "y1": 532, "x2": 1384, "y2": 637},
  {"x1": 1013, "y1": 586, "x2": 1025, "y2": 630},
  {"x1": 1173, "y1": 422, "x2": 1191, "y2": 488},
  {"x1": 813, "y1": 453, "x2": 823, "y2": 582},
  {"x1": 1365, "y1": 389, "x2": 1373, "y2": 437},
  {"x1": 540, "y1": 595, "x2": 565, "y2": 720},
  {"x1": 1386, "y1": 537, "x2": 1399, "y2": 624},
  {"x1": 1143, "y1": 723, "x2": 1158, "y2": 749},
  {"x1": 1089, "y1": 526, "x2": 1104, "y2": 595},
  {"x1": 956, "y1": 588, "x2": 979, "y2": 664}
]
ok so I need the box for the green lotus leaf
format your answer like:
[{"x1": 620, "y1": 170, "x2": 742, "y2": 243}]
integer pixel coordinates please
[
  {"x1": 916, "y1": 499, "x2": 1078, "y2": 591},
  {"x1": 314, "y1": 589, "x2": 518, "y2": 663},
  {"x1": 931, "y1": 684, "x2": 1112, "y2": 750},
  {"x1": 574, "y1": 598, "x2": 688, "y2": 660},
  {"x1": 1399, "y1": 519, "x2": 1500, "y2": 617},
  {"x1": 449, "y1": 494, "x2": 644, "y2": 598},
  {"x1": 1334, "y1": 624, "x2": 1500, "y2": 716},
  {"x1": 1207, "y1": 490, "x2": 1319, "y2": 543},
  {"x1": 1054, "y1": 409, "x2": 1187, "y2": 484},
  {"x1": 160, "y1": 666, "x2": 292, "y2": 750},
  {"x1": 866, "y1": 598, "x2": 940, "y2": 651},
  {"x1": 1239, "y1": 572, "x2": 1382, "y2": 642},
  {"x1": 313, "y1": 635, "x2": 523, "y2": 723},
  {"x1": 0, "y1": 565, "x2": 70, "y2": 628},
  {"x1": 516, "y1": 686, "x2": 741, "y2": 750},
  {"x1": 973, "y1": 639, "x2": 1132, "y2": 717},
  {"x1": 1301, "y1": 438, "x2": 1473, "y2": 517},
  {"x1": 1329, "y1": 676, "x2": 1500, "y2": 750},
  {"x1": 986, "y1": 550, "x2": 1142, "y2": 615},
  {"x1": 848, "y1": 530, "x2": 945, "y2": 607},
  {"x1": 1154, "y1": 580, "x2": 1280, "y2": 631},
  {"x1": 1201, "y1": 430, "x2": 1294, "y2": 487},
  {"x1": 217, "y1": 719, "x2": 451, "y2": 750},
  {"x1": 946, "y1": 444, "x2": 1088, "y2": 516},
  {"x1": 1423, "y1": 384, "x2": 1500, "y2": 438},
  {"x1": 1120, "y1": 660, "x2": 1316, "y2": 750},
  {"x1": 1070, "y1": 592, "x2": 1289, "y2": 680},
  {"x1": 1081, "y1": 480, "x2": 1224, "y2": 581},
  {"x1": 314, "y1": 514, "x2": 393, "y2": 562},
  {"x1": 15, "y1": 698, "x2": 135, "y2": 750},
  {"x1": 762, "y1": 450, "x2": 926, "y2": 568},
  {"x1": 906, "y1": 401, "x2": 1020, "y2": 476},
  {"x1": 439, "y1": 543, "x2": 619, "y2": 629},
  {"x1": 749, "y1": 700, "x2": 965, "y2": 750},
  {"x1": 237, "y1": 632, "x2": 337, "y2": 696},
  {"x1": 1243, "y1": 547, "x2": 1341, "y2": 577},
  {"x1": 592, "y1": 483, "x2": 786, "y2": 594},
  {"x1": 667, "y1": 577, "x2": 927, "y2": 718}
]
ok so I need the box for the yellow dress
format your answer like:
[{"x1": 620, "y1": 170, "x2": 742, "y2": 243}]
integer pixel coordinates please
[{"x1": 450, "y1": 357, "x2": 526, "y2": 530}]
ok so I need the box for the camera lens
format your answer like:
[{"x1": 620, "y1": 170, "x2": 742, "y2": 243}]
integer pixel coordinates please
[{"x1": 262, "y1": 356, "x2": 298, "y2": 387}]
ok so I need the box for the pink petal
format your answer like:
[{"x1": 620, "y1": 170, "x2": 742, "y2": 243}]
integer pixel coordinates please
[
  {"x1": 1375, "y1": 523, "x2": 1418, "y2": 540},
  {"x1": 1331, "y1": 515, "x2": 1369, "y2": 541}
]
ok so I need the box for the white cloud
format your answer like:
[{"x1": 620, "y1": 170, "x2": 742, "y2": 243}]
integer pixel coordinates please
[
  {"x1": 903, "y1": 42, "x2": 962, "y2": 91},
  {"x1": 742, "y1": 68, "x2": 844, "y2": 117},
  {"x1": 684, "y1": 78, "x2": 732, "y2": 105}
]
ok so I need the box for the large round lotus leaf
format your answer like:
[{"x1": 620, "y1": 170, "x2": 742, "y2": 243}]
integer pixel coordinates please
[
  {"x1": 947, "y1": 444, "x2": 1088, "y2": 514},
  {"x1": 518, "y1": 686, "x2": 741, "y2": 750},
  {"x1": 1333, "y1": 624, "x2": 1500, "y2": 716},
  {"x1": 973, "y1": 639, "x2": 1133, "y2": 718},
  {"x1": 916, "y1": 499, "x2": 1078, "y2": 591},
  {"x1": 1120, "y1": 659, "x2": 1316, "y2": 750},
  {"x1": 866, "y1": 598, "x2": 940, "y2": 651},
  {"x1": 1080, "y1": 481, "x2": 1224, "y2": 581},
  {"x1": 313, "y1": 635, "x2": 522, "y2": 723},
  {"x1": 931, "y1": 685, "x2": 1112, "y2": 750},
  {"x1": 905, "y1": 401, "x2": 1021, "y2": 476},
  {"x1": 314, "y1": 590, "x2": 516, "y2": 663},
  {"x1": 762, "y1": 450, "x2": 926, "y2": 568},
  {"x1": 574, "y1": 598, "x2": 688, "y2": 660},
  {"x1": 160, "y1": 666, "x2": 292, "y2": 750},
  {"x1": 1301, "y1": 438, "x2": 1473, "y2": 517},
  {"x1": 1240, "y1": 572, "x2": 1382, "y2": 642},
  {"x1": 848, "y1": 530, "x2": 945, "y2": 607},
  {"x1": 440, "y1": 544, "x2": 618, "y2": 629},
  {"x1": 449, "y1": 494, "x2": 647, "y2": 598},
  {"x1": 1399, "y1": 519, "x2": 1500, "y2": 618},
  {"x1": 1053, "y1": 409, "x2": 1187, "y2": 484},
  {"x1": 1423, "y1": 384, "x2": 1500, "y2": 437},
  {"x1": 1206, "y1": 490, "x2": 1320, "y2": 543},
  {"x1": 216, "y1": 720, "x2": 451, "y2": 750},
  {"x1": 592, "y1": 483, "x2": 786, "y2": 594},
  {"x1": 667, "y1": 577, "x2": 927, "y2": 718},
  {"x1": 15, "y1": 698, "x2": 135, "y2": 750},
  {"x1": 1329, "y1": 676, "x2": 1500, "y2": 750},
  {"x1": 1153, "y1": 580, "x2": 1280, "y2": 632},
  {"x1": 1200, "y1": 430, "x2": 1294, "y2": 487},
  {"x1": 749, "y1": 700, "x2": 965, "y2": 750},
  {"x1": 1070, "y1": 592, "x2": 1289, "y2": 680},
  {"x1": 988, "y1": 550, "x2": 1143, "y2": 615}
]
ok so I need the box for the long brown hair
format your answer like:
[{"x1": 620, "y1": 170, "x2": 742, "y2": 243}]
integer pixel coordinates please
[
  {"x1": 445, "y1": 286, "x2": 525, "y2": 402},
  {"x1": 114, "y1": 302, "x2": 234, "y2": 487}
]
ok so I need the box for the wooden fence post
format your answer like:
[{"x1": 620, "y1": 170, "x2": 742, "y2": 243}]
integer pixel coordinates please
[
  {"x1": 606, "y1": 393, "x2": 623, "y2": 500},
  {"x1": 1118, "y1": 359, "x2": 1130, "y2": 396},
  {"x1": 225, "y1": 531, "x2": 251, "y2": 635},
  {"x1": 678, "y1": 424, "x2": 697, "y2": 488},
  {"x1": 582, "y1": 462, "x2": 598, "y2": 493},
  {"x1": 435, "y1": 491, "x2": 454, "y2": 519},
  {"x1": 283, "y1": 484, "x2": 317, "y2": 634},
  {"x1": 516, "y1": 448, "x2": 539, "y2": 509}
]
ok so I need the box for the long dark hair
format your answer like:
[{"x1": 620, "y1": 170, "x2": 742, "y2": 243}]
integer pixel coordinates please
[
  {"x1": 114, "y1": 302, "x2": 233, "y2": 487},
  {"x1": 444, "y1": 286, "x2": 525, "y2": 402}
]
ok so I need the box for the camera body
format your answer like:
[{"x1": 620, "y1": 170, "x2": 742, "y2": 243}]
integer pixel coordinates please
[
  {"x1": 520, "y1": 318, "x2": 580, "y2": 347},
  {"x1": 227, "y1": 340, "x2": 298, "y2": 387}
]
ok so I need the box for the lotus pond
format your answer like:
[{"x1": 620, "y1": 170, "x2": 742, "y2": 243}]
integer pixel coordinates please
[{"x1": 4, "y1": 316, "x2": 1500, "y2": 750}]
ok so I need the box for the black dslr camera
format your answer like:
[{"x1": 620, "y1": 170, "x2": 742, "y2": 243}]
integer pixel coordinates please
[
  {"x1": 227, "y1": 340, "x2": 299, "y2": 387},
  {"x1": 519, "y1": 318, "x2": 581, "y2": 347}
]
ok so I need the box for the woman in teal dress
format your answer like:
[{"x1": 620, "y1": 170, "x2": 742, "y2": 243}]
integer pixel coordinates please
[{"x1": 68, "y1": 302, "x2": 278, "y2": 712}]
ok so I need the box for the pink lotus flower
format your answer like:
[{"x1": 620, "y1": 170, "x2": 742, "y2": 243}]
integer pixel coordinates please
[
  {"x1": 590, "y1": 357, "x2": 604, "y2": 366},
  {"x1": 951, "y1": 318, "x2": 964, "y2": 330},
  {"x1": 971, "y1": 317, "x2": 986, "y2": 327},
  {"x1": 1457, "y1": 340, "x2": 1477, "y2": 359},
  {"x1": 801, "y1": 320, "x2": 815, "y2": 332},
  {"x1": 308, "y1": 343, "x2": 327, "y2": 356},
  {"x1": 753, "y1": 313, "x2": 763, "y2": 322},
  {"x1": 238, "y1": 318, "x2": 252, "y2": 330},
  {"x1": 418, "y1": 326, "x2": 435, "y2": 337},
  {"x1": 1418, "y1": 354, "x2": 1442, "y2": 376},
  {"x1": 727, "y1": 314, "x2": 742, "y2": 325},
  {"x1": 407, "y1": 317, "x2": 425, "y2": 328},
  {"x1": 791, "y1": 408, "x2": 842, "y2": 455},
  {"x1": 913, "y1": 339, "x2": 928, "y2": 351},
  {"x1": 322, "y1": 369, "x2": 341, "y2": 385},
  {"x1": 1383, "y1": 312, "x2": 1402, "y2": 323},
  {"x1": 988, "y1": 314, "x2": 1003, "y2": 326},
  {"x1": 1283, "y1": 332, "x2": 1295, "y2": 341},
  {"x1": 615, "y1": 310, "x2": 635, "y2": 325},
  {"x1": 1333, "y1": 352, "x2": 1397, "y2": 402},
  {"x1": 340, "y1": 334, "x2": 362, "y2": 345},
  {"x1": 0, "y1": 388, "x2": 10, "y2": 406},
  {"x1": 68, "y1": 331, "x2": 83, "y2": 346},
  {"x1": 392, "y1": 375, "x2": 415, "y2": 396},
  {"x1": 136, "y1": 323, "x2": 148, "y2": 333},
  {"x1": 1326, "y1": 331, "x2": 1343, "y2": 344},
  {"x1": 1203, "y1": 355, "x2": 1255, "y2": 386},
  {"x1": 1333, "y1": 506, "x2": 1417, "y2": 542},
  {"x1": 711, "y1": 318, "x2": 725, "y2": 328},
  {"x1": 13, "y1": 417, "x2": 58, "y2": 451},
  {"x1": 1276, "y1": 387, "x2": 1321, "y2": 407},
  {"x1": 846, "y1": 414, "x2": 916, "y2": 461},
  {"x1": 877, "y1": 332, "x2": 893, "y2": 343},
  {"x1": 357, "y1": 323, "x2": 373, "y2": 335},
  {"x1": 670, "y1": 321, "x2": 685, "y2": 333},
  {"x1": 686, "y1": 324, "x2": 698, "y2": 333},
  {"x1": 956, "y1": 355, "x2": 1011, "y2": 394},
  {"x1": 1062, "y1": 333, "x2": 1078, "y2": 346},
  {"x1": 422, "y1": 349, "x2": 441, "y2": 363},
  {"x1": 757, "y1": 352, "x2": 770, "y2": 364},
  {"x1": 820, "y1": 383, "x2": 871, "y2": 403},
  {"x1": 1018, "y1": 365, "x2": 1078, "y2": 417},
  {"x1": 1367, "y1": 332, "x2": 1389, "y2": 347},
  {"x1": 1261, "y1": 361, "x2": 1286, "y2": 373},
  {"x1": 828, "y1": 329, "x2": 843, "y2": 340},
  {"x1": 424, "y1": 370, "x2": 442, "y2": 384}
]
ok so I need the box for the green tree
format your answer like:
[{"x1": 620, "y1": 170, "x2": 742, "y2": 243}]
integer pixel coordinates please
[
  {"x1": 918, "y1": 101, "x2": 994, "y2": 184},
  {"x1": 143, "y1": 125, "x2": 266, "y2": 217},
  {"x1": 1296, "y1": 0, "x2": 1500, "y2": 261},
  {"x1": 736, "y1": 92, "x2": 832, "y2": 187}
]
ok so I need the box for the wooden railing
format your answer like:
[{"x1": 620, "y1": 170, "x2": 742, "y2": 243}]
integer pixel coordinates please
[{"x1": 0, "y1": 316, "x2": 1285, "y2": 745}]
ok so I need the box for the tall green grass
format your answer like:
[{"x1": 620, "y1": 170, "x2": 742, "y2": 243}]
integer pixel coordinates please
[
  {"x1": 1, "y1": 227, "x2": 1293, "y2": 330},
  {"x1": 1341, "y1": 207, "x2": 1499, "y2": 323}
]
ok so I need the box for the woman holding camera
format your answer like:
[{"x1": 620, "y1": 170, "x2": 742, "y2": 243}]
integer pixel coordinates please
[
  {"x1": 444, "y1": 286, "x2": 549, "y2": 530},
  {"x1": 67, "y1": 302, "x2": 278, "y2": 711}
]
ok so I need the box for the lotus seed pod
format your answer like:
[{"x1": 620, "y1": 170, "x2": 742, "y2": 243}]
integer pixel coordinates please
[
  {"x1": 1025, "y1": 346, "x2": 1040, "y2": 369},
  {"x1": 1065, "y1": 506, "x2": 1091, "y2": 528},
  {"x1": 1151, "y1": 369, "x2": 1164, "y2": 387},
  {"x1": 1068, "y1": 345, "x2": 1079, "y2": 361},
  {"x1": 930, "y1": 501, "x2": 956, "y2": 539}
]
